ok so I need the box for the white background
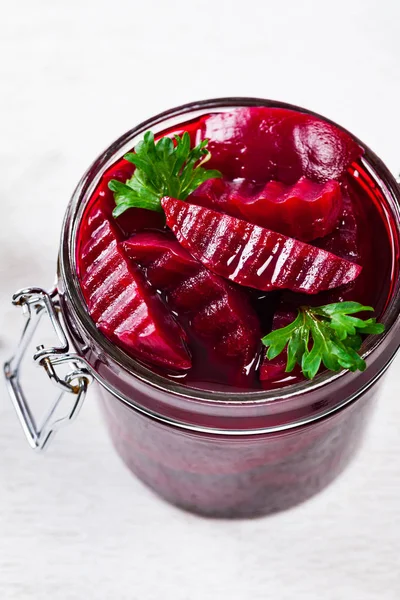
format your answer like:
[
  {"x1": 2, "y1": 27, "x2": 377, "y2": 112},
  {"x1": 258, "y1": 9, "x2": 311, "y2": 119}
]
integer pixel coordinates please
[{"x1": 1, "y1": 1, "x2": 400, "y2": 598}]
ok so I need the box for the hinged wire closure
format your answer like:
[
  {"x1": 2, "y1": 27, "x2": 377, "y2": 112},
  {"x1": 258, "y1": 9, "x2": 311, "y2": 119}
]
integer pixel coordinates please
[{"x1": 3, "y1": 287, "x2": 92, "y2": 451}]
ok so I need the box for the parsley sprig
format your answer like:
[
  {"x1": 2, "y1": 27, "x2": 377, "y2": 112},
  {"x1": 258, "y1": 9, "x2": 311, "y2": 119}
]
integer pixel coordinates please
[
  {"x1": 262, "y1": 302, "x2": 385, "y2": 380},
  {"x1": 109, "y1": 131, "x2": 222, "y2": 217}
]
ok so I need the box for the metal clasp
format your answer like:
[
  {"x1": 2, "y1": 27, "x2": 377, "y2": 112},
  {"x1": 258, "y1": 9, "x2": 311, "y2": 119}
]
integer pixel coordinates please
[{"x1": 4, "y1": 287, "x2": 93, "y2": 451}]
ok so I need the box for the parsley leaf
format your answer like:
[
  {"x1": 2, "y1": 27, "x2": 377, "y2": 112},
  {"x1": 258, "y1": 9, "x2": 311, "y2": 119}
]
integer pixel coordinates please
[
  {"x1": 261, "y1": 302, "x2": 385, "y2": 380},
  {"x1": 109, "y1": 131, "x2": 222, "y2": 217}
]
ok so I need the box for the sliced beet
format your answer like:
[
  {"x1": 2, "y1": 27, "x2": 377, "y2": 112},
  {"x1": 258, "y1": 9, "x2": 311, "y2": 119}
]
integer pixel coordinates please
[
  {"x1": 123, "y1": 232, "x2": 261, "y2": 375},
  {"x1": 161, "y1": 198, "x2": 362, "y2": 295},
  {"x1": 78, "y1": 205, "x2": 191, "y2": 371},
  {"x1": 201, "y1": 107, "x2": 363, "y2": 184},
  {"x1": 314, "y1": 186, "x2": 361, "y2": 263},
  {"x1": 191, "y1": 176, "x2": 343, "y2": 242}
]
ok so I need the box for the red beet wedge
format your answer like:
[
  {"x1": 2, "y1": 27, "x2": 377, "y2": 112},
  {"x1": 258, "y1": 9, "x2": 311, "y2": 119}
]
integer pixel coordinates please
[
  {"x1": 202, "y1": 107, "x2": 363, "y2": 184},
  {"x1": 191, "y1": 176, "x2": 343, "y2": 242},
  {"x1": 315, "y1": 187, "x2": 361, "y2": 263},
  {"x1": 78, "y1": 205, "x2": 191, "y2": 371},
  {"x1": 123, "y1": 232, "x2": 261, "y2": 373},
  {"x1": 161, "y1": 198, "x2": 362, "y2": 294}
]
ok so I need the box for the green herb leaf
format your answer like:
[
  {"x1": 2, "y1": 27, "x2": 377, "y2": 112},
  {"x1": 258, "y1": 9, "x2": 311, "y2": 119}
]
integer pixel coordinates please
[
  {"x1": 108, "y1": 131, "x2": 222, "y2": 218},
  {"x1": 261, "y1": 302, "x2": 385, "y2": 380}
]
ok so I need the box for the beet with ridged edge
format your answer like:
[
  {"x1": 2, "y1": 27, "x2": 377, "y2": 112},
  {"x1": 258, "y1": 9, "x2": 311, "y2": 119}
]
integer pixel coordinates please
[
  {"x1": 161, "y1": 197, "x2": 362, "y2": 295},
  {"x1": 79, "y1": 205, "x2": 191, "y2": 371},
  {"x1": 191, "y1": 176, "x2": 343, "y2": 242}
]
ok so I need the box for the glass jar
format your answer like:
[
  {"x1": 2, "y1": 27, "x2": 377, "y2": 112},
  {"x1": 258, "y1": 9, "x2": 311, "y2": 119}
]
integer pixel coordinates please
[{"x1": 5, "y1": 98, "x2": 400, "y2": 518}]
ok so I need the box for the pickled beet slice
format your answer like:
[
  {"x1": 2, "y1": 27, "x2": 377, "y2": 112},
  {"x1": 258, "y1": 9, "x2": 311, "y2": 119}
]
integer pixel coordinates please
[
  {"x1": 201, "y1": 107, "x2": 363, "y2": 184},
  {"x1": 161, "y1": 198, "x2": 362, "y2": 294},
  {"x1": 78, "y1": 205, "x2": 191, "y2": 371},
  {"x1": 191, "y1": 176, "x2": 343, "y2": 242},
  {"x1": 123, "y1": 232, "x2": 261, "y2": 372},
  {"x1": 314, "y1": 186, "x2": 361, "y2": 263}
]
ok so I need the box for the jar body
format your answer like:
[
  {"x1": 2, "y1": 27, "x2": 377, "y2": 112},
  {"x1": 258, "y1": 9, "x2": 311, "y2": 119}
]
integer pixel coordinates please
[
  {"x1": 54, "y1": 97, "x2": 400, "y2": 518},
  {"x1": 99, "y1": 381, "x2": 378, "y2": 517}
]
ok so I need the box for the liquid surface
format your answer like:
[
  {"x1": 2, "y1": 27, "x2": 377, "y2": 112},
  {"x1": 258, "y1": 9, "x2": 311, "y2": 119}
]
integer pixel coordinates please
[{"x1": 77, "y1": 111, "x2": 395, "y2": 392}]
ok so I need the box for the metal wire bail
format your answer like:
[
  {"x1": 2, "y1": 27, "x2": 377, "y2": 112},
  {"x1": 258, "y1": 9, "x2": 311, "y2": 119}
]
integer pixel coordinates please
[{"x1": 3, "y1": 287, "x2": 92, "y2": 451}]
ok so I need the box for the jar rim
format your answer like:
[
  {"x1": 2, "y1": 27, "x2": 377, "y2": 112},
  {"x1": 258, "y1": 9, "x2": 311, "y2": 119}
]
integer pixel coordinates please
[{"x1": 59, "y1": 97, "x2": 400, "y2": 412}]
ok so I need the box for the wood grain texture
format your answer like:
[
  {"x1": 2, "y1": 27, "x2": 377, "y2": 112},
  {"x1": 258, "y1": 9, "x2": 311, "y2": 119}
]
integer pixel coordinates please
[{"x1": 1, "y1": 1, "x2": 400, "y2": 598}]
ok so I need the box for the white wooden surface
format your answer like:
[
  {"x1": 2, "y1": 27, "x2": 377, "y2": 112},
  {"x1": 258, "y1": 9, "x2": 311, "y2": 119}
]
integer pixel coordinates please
[{"x1": 1, "y1": 1, "x2": 400, "y2": 598}]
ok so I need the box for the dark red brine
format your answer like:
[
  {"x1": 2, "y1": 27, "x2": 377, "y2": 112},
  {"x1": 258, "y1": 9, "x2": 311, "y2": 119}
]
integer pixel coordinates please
[{"x1": 76, "y1": 107, "x2": 394, "y2": 391}]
